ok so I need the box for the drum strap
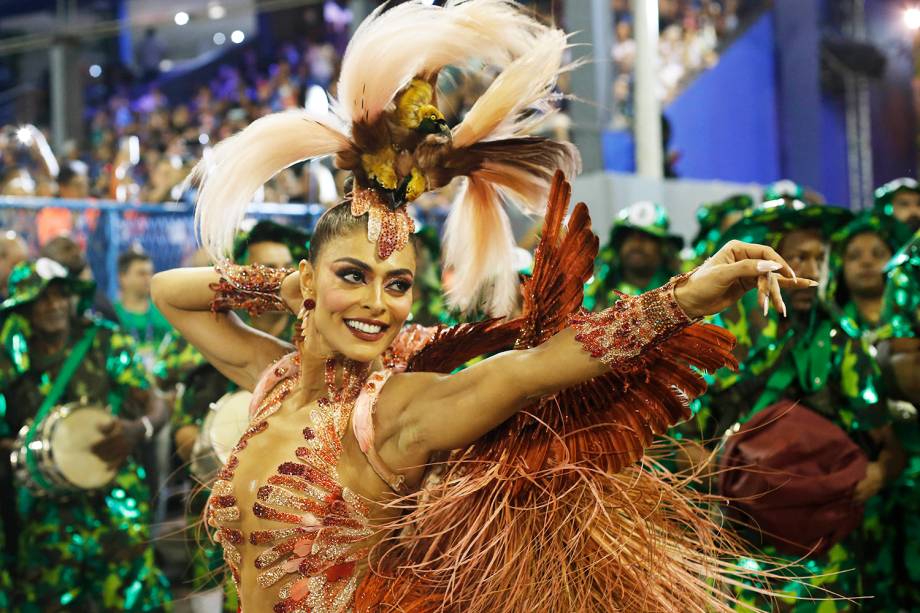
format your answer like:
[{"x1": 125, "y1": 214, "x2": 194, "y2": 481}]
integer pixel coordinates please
[{"x1": 22, "y1": 326, "x2": 98, "y2": 492}]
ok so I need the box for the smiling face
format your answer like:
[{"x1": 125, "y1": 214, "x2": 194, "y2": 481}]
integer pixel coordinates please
[{"x1": 301, "y1": 227, "x2": 416, "y2": 364}]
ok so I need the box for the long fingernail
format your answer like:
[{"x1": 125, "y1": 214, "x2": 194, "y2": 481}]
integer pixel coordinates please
[
  {"x1": 807, "y1": 280, "x2": 819, "y2": 287},
  {"x1": 763, "y1": 296, "x2": 769, "y2": 316},
  {"x1": 781, "y1": 301, "x2": 787, "y2": 317},
  {"x1": 757, "y1": 261, "x2": 783, "y2": 273}
]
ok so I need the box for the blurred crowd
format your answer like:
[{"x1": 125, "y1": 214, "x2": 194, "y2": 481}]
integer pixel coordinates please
[
  {"x1": 0, "y1": 36, "x2": 346, "y2": 208},
  {"x1": 610, "y1": 0, "x2": 757, "y2": 129}
]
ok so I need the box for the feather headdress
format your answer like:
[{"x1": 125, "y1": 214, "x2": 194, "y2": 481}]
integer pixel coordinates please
[{"x1": 193, "y1": 0, "x2": 580, "y2": 316}]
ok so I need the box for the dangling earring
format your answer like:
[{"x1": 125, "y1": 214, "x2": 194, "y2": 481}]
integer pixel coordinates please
[
  {"x1": 297, "y1": 294, "x2": 315, "y2": 344},
  {"x1": 298, "y1": 296, "x2": 316, "y2": 319}
]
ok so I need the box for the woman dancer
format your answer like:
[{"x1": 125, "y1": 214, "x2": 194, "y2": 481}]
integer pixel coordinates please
[{"x1": 154, "y1": 2, "x2": 815, "y2": 610}]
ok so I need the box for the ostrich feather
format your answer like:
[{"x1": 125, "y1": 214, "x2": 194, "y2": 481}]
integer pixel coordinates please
[
  {"x1": 334, "y1": 0, "x2": 548, "y2": 126},
  {"x1": 192, "y1": 110, "x2": 350, "y2": 261}
]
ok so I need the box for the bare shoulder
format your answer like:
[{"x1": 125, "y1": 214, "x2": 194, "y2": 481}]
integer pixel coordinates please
[{"x1": 372, "y1": 370, "x2": 443, "y2": 444}]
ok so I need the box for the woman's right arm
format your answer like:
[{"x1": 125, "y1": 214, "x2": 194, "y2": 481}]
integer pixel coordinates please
[{"x1": 151, "y1": 267, "x2": 296, "y2": 390}]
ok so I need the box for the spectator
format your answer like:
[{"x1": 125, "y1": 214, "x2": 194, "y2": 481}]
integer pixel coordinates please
[
  {"x1": 0, "y1": 231, "x2": 28, "y2": 298},
  {"x1": 113, "y1": 250, "x2": 172, "y2": 370}
]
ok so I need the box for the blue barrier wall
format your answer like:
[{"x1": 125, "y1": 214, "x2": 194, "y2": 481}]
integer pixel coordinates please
[
  {"x1": 666, "y1": 13, "x2": 780, "y2": 184},
  {"x1": 603, "y1": 14, "x2": 781, "y2": 184}
]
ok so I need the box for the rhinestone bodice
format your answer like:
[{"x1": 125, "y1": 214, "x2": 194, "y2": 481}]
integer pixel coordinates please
[{"x1": 207, "y1": 358, "x2": 378, "y2": 613}]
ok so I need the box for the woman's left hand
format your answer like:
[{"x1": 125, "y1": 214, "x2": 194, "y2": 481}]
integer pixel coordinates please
[{"x1": 673, "y1": 240, "x2": 818, "y2": 319}]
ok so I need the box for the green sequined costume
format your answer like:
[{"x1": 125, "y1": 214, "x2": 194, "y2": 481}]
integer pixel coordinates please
[
  {"x1": 705, "y1": 304, "x2": 890, "y2": 611},
  {"x1": 693, "y1": 201, "x2": 903, "y2": 610},
  {"x1": 584, "y1": 201, "x2": 683, "y2": 310},
  {"x1": 880, "y1": 229, "x2": 920, "y2": 340},
  {"x1": 873, "y1": 229, "x2": 920, "y2": 610},
  {"x1": 113, "y1": 299, "x2": 174, "y2": 372},
  {"x1": 0, "y1": 314, "x2": 172, "y2": 612}
]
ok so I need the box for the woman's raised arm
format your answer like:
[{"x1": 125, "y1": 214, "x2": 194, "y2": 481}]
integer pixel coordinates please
[
  {"x1": 151, "y1": 265, "x2": 299, "y2": 390},
  {"x1": 383, "y1": 241, "x2": 818, "y2": 458}
]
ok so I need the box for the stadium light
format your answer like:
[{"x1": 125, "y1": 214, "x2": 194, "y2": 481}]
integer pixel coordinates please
[
  {"x1": 15, "y1": 126, "x2": 32, "y2": 145},
  {"x1": 208, "y1": 3, "x2": 227, "y2": 20},
  {"x1": 905, "y1": 7, "x2": 920, "y2": 30},
  {"x1": 88, "y1": 64, "x2": 102, "y2": 78},
  {"x1": 174, "y1": 11, "x2": 190, "y2": 26},
  {"x1": 213, "y1": 32, "x2": 226, "y2": 45},
  {"x1": 231, "y1": 30, "x2": 245, "y2": 44},
  {"x1": 305, "y1": 85, "x2": 329, "y2": 115}
]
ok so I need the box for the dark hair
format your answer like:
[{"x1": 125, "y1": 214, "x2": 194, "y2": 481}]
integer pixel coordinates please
[
  {"x1": 117, "y1": 250, "x2": 151, "y2": 275},
  {"x1": 40, "y1": 236, "x2": 86, "y2": 275},
  {"x1": 308, "y1": 200, "x2": 419, "y2": 264}
]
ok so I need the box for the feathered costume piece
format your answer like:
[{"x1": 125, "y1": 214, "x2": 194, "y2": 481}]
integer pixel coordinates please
[
  {"x1": 352, "y1": 173, "x2": 786, "y2": 612},
  {"x1": 193, "y1": 0, "x2": 580, "y2": 315}
]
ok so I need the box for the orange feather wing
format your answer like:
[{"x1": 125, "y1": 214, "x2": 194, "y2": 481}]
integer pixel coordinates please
[{"x1": 357, "y1": 172, "x2": 754, "y2": 613}]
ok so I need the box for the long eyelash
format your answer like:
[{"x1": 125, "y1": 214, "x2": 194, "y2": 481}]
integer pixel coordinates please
[
  {"x1": 337, "y1": 268, "x2": 365, "y2": 282},
  {"x1": 389, "y1": 279, "x2": 412, "y2": 291}
]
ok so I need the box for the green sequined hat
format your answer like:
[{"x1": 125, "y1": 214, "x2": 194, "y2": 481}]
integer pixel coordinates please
[
  {"x1": 826, "y1": 213, "x2": 904, "y2": 307},
  {"x1": 609, "y1": 201, "x2": 684, "y2": 251},
  {"x1": 0, "y1": 258, "x2": 95, "y2": 314},
  {"x1": 233, "y1": 220, "x2": 312, "y2": 263},
  {"x1": 762, "y1": 179, "x2": 805, "y2": 202},
  {"x1": 720, "y1": 198, "x2": 854, "y2": 249},
  {"x1": 692, "y1": 194, "x2": 754, "y2": 255},
  {"x1": 831, "y1": 212, "x2": 903, "y2": 253},
  {"x1": 873, "y1": 177, "x2": 919, "y2": 216}
]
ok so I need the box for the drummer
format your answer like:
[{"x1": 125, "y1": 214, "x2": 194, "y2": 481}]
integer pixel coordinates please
[
  {"x1": 696, "y1": 200, "x2": 905, "y2": 610},
  {"x1": 0, "y1": 258, "x2": 172, "y2": 611}
]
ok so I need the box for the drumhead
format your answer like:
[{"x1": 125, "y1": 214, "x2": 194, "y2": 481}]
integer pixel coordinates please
[
  {"x1": 50, "y1": 406, "x2": 118, "y2": 490},
  {"x1": 209, "y1": 391, "x2": 253, "y2": 463}
]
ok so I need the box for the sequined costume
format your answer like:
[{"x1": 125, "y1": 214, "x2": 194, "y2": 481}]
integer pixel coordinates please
[
  {"x1": 198, "y1": 174, "x2": 797, "y2": 612},
  {"x1": 0, "y1": 315, "x2": 172, "y2": 611},
  {"x1": 881, "y1": 229, "x2": 920, "y2": 341},
  {"x1": 189, "y1": 2, "x2": 800, "y2": 608},
  {"x1": 696, "y1": 277, "x2": 891, "y2": 610},
  {"x1": 874, "y1": 229, "x2": 920, "y2": 610},
  {"x1": 583, "y1": 201, "x2": 684, "y2": 310}
]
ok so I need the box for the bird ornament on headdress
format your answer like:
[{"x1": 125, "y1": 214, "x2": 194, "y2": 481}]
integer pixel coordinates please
[{"x1": 193, "y1": 0, "x2": 580, "y2": 316}]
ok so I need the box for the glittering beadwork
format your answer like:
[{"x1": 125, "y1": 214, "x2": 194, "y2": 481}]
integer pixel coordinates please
[
  {"x1": 351, "y1": 187, "x2": 416, "y2": 260},
  {"x1": 569, "y1": 272, "x2": 695, "y2": 369},
  {"x1": 210, "y1": 261, "x2": 295, "y2": 317},
  {"x1": 207, "y1": 355, "x2": 377, "y2": 613}
]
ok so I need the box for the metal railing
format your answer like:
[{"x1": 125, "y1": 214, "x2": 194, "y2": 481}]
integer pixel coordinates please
[{"x1": 0, "y1": 196, "x2": 448, "y2": 299}]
